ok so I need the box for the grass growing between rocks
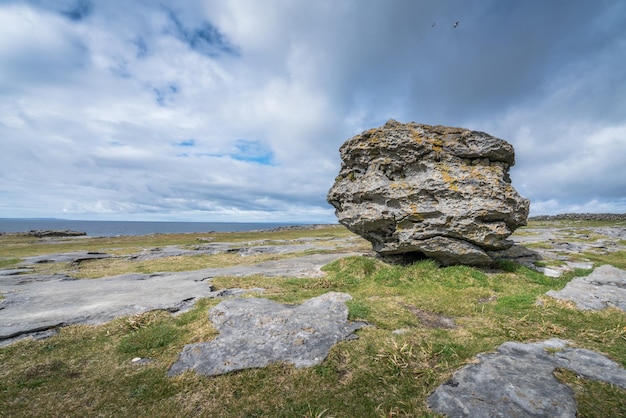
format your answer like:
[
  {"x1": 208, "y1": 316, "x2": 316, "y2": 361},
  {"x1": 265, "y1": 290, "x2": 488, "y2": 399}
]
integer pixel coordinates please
[
  {"x1": 30, "y1": 252, "x2": 312, "y2": 280},
  {"x1": 0, "y1": 225, "x2": 357, "y2": 259},
  {"x1": 579, "y1": 250, "x2": 626, "y2": 270},
  {"x1": 1, "y1": 225, "x2": 626, "y2": 417}
]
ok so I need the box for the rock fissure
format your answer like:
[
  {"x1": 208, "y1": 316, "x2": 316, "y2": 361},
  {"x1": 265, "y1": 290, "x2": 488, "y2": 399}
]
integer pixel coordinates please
[{"x1": 0, "y1": 322, "x2": 65, "y2": 342}]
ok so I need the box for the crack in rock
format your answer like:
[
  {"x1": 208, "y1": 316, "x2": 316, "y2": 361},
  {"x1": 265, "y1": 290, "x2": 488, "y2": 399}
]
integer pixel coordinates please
[{"x1": 168, "y1": 292, "x2": 367, "y2": 376}]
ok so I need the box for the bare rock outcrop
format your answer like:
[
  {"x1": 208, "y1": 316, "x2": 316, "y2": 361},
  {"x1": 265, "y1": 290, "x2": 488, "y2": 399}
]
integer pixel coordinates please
[{"x1": 327, "y1": 120, "x2": 529, "y2": 266}]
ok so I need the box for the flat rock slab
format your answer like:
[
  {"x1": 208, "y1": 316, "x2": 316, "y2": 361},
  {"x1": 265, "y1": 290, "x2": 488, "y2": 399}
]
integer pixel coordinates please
[
  {"x1": 428, "y1": 339, "x2": 626, "y2": 418},
  {"x1": 168, "y1": 292, "x2": 366, "y2": 376},
  {"x1": 546, "y1": 264, "x2": 626, "y2": 311},
  {"x1": 128, "y1": 243, "x2": 317, "y2": 261},
  {"x1": 0, "y1": 253, "x2": 353, "y2": 345},
  {"x1": 505, "y1": 226, "x2": 626, "y2": 277},
  {"x1": 20, "y1": 251, "x2": 111, "y2": 265}
]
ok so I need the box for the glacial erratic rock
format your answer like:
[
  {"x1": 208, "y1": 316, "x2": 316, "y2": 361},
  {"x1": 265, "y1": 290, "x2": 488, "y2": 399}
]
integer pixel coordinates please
[{"x1": 327, "y1": 119, "x2": 529, "y2": 266}]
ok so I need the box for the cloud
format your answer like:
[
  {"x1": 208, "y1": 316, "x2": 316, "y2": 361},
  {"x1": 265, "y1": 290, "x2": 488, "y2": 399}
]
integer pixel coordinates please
[
  {"x1": 0, "y1": 4, "x2": 89, "y2": 91},
  {"x1": 163, "y1": 7, "x2": 238, "y2": 57},
  {"x1": 0, "y1": 0, "x2": 625, "y2": 222},
  {"x1": 62, "y1": 0, "x2": 92, "y2": 21}
]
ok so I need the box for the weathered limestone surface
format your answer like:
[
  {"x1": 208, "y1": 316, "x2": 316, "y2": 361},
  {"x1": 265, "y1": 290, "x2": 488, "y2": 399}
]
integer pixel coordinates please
[
  {"x1": 428, "y1": 339, "x2": 626, "y2": 417},
  {"x1": 0, "y1": 253, "x2": 354, "y2": 346},
  {"x1": 546, "y1": 264, "x2": 626, "y2": 311},
  {"x1": 328, "y1": 120, "x2": 529, "y2": 265},
  {"x1": 168, "y1": 292, "x2": 366, "y2": 376}
]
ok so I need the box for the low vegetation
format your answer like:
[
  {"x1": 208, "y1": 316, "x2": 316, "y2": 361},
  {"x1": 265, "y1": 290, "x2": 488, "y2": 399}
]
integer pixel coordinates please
[{"x1": 1, "y1": 222, "x2": 625, "y2": 417}]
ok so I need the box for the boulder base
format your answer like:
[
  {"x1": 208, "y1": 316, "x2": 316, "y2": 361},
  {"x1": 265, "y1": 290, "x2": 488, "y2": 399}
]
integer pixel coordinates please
[{"x1": 327, "y1": 119, "x2": 529, "y2": 266}]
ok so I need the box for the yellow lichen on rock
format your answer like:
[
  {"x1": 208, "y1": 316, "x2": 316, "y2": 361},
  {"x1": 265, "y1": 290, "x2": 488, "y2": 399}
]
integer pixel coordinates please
[{"x1": 436, "y1": 162, "x2": 460, "y2": 192}]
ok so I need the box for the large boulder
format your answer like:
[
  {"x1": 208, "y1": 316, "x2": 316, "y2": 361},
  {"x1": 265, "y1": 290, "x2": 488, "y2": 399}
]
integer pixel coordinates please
[{"x1": 327, "y1": 119, "x2": 529, "y2": 266}]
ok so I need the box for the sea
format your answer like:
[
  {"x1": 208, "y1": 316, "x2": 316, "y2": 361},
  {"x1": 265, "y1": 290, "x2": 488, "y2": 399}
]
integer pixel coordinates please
[{"x1": 0, "y1": 219, "x2": 308, "y2": 237}]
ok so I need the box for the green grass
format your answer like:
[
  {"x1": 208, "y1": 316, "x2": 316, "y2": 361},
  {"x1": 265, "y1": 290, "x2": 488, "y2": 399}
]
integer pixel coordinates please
[
  {"x1": 0, "y1": 258, "x2": 20, "y2": 269},
  {"x1": 0, "y1": 225, "x2": 360, "y2": 259},
  {"x1": 1, "y1": 224, "x2": 625, "y2": 416},
  {"x1": 580, "y1": 250, "x2": 626, "y2": 270},
  {"x1": 525, "y1": 219, "x2": 626, "y2": 228}
]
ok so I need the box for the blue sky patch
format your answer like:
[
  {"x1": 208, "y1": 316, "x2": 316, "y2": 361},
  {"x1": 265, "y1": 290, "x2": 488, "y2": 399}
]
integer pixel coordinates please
[
  {"x1": 178, "y1": 139, "x2": 196, "y2": 147},
  {"x1": 174, "y1": 139, "x2": 274, "y2": 165},
  {"x1": 164, "y1": 9, "x2": 238, "y2": 57},
  {"x1": 63, "y1": 0, "x2": 93, "y2": 21},
  {"x1": 134, "y1": 37, "x2": 149, "y2": 59},
  {"x1": 231, "y1": 140, "x2": 274, "y2": 165},
  {"x1": 153, "y1": 83, "x2": 179, "y2": 106}
]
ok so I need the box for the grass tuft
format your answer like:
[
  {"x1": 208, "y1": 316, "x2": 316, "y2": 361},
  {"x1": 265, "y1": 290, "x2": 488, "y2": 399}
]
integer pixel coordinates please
[{"x1": 117, "y1": 321, "x2": 182, "y2": 357}]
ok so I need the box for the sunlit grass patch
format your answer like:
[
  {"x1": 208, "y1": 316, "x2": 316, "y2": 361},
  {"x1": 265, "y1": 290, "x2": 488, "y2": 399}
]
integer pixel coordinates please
[
  {"x1": 555, "y1": 368, "x2": 626, "y2": 417},
  {"x1": 0, "y1": 225, "x2": 356, "y2": 259},
  {"x1": 526, "y1": 219, "x2": 626, "y2": 229},
  {"x1": 0, "y1": 258, "x2": 20, "y2": 269},
  {"x1": 30, "y1": 252, "x2": 314, "y2": 279},
  {"x1": 524, "y1": 241, "x2": 555, "y2": 250},
  {"x1": 579, "y1": 250, "x2": 626, "y2": 270}
]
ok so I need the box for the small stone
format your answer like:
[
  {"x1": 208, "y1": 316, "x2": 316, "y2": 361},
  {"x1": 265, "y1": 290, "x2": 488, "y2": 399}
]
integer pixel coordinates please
[{"x1": 130, "y1": 357, "x2": 152, "y2": 365}]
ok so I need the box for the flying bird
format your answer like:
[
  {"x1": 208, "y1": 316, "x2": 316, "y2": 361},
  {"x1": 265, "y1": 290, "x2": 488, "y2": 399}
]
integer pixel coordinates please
[
  {"x1": 432, "y1": 22, "x2": 436, "y2": 28},
  {"x1": 453, "y1": 21, "x2": 459, "y2": 28}
]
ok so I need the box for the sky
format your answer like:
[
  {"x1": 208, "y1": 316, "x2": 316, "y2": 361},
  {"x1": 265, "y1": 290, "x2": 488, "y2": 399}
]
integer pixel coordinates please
[{"x1": 1, "y1": 0, "x2": 625, "y2": 223}]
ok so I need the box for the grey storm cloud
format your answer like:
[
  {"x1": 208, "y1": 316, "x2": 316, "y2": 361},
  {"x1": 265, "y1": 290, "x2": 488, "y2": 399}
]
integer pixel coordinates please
[{"x1": 0, "y1": 0, "x2": 625, "y2": 221}]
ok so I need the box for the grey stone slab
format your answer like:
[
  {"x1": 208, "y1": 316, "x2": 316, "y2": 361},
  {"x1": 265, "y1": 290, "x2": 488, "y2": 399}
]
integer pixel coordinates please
[
  {"x1": 546, "y1": 264, "x2": 626, "y2": 311},
  {"x1": 20, "y1": 251, "x2": 111, "y2": 265},
  {"x1": 0, "y1": 268, "x2": 33, "y2": 276},
  {"x1": 168, "y1": 292, "x2": 367, "y2": 376},
  {"x1": 428, "y1": 339, "x2": 626, "y2": 418},
  {"x1": 0, "y1": 253, "x2": 354, "y2": 345},
  {"x1": 236, "y1": 243, "x2": 316, "y2": 256},
  {"x1": 565, "y1": 261, "x2": 594, "y2": 270}
]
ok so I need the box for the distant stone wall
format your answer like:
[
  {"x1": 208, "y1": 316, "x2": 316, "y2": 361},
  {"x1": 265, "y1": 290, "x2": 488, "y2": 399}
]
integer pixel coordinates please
[{"x1": 529, "y1": 213, "x2": 626, "y2": 222}]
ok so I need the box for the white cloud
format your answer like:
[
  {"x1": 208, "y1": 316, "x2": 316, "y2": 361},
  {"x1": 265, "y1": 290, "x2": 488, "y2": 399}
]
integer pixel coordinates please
[
  {"x1": 1, "y1": 0, "x2": 625, "y2": 222},
  {"x1": 0, "y1": 5, "x2": 88, "y2": 90}
]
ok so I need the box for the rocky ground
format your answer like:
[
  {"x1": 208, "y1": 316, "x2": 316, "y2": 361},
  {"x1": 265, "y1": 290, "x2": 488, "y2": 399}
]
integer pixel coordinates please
[
  {"x1": 1, "y1": 221, "x2": 625, "y2": 417},
  {"x1": 1, "y1": 234, "x2": 362, "y2": 346}
]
